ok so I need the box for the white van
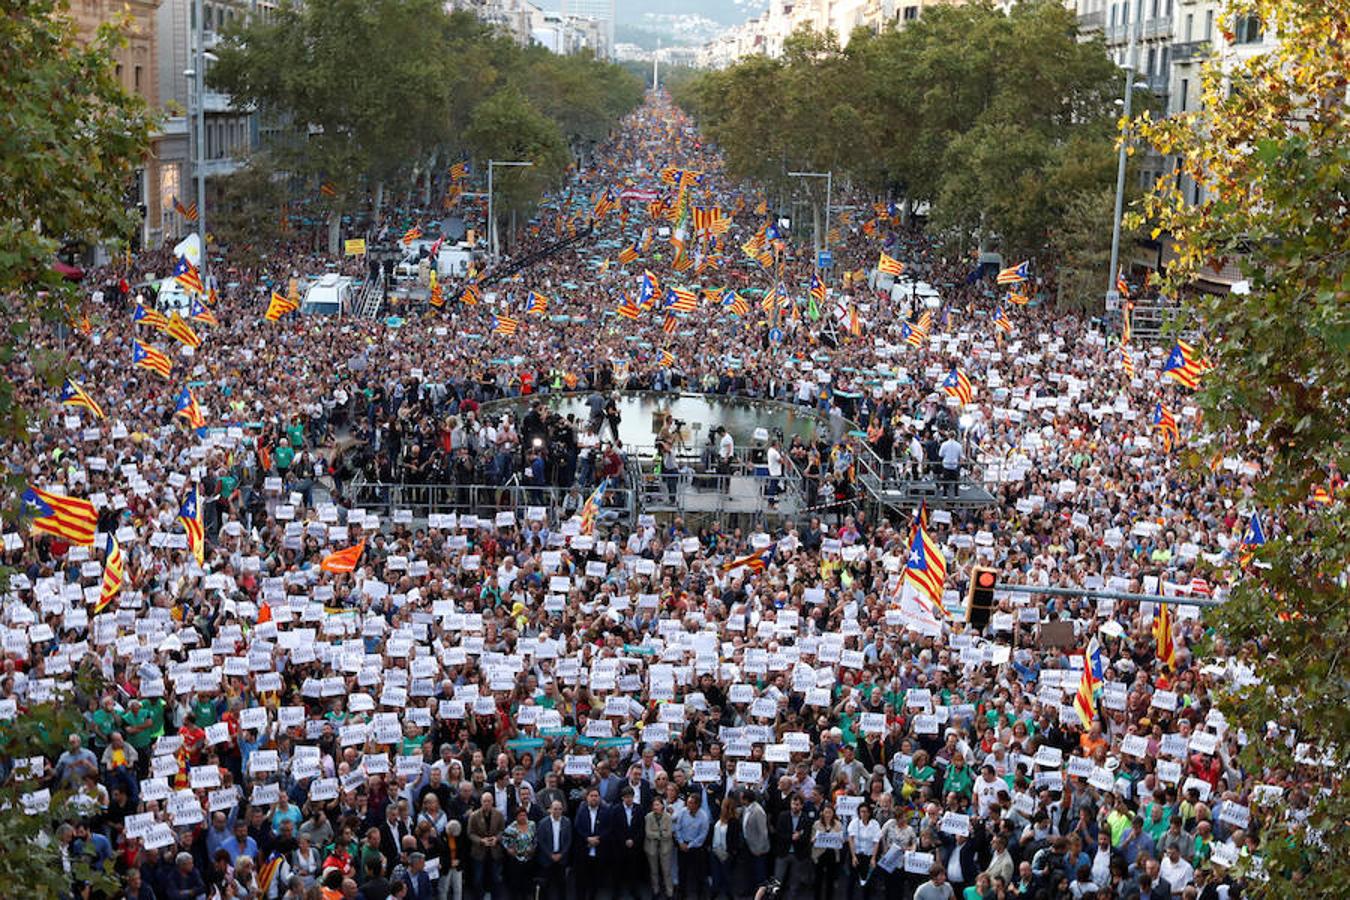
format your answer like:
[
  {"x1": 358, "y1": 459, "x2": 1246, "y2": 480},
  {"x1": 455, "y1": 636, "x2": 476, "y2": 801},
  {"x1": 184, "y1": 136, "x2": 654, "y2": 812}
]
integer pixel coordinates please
[
  {"x1": 155, "y1": 279, "x2": 194, "y2": 316},
  {"x1": 301, "y1": 273, "x2": 355, "y2": 317}
]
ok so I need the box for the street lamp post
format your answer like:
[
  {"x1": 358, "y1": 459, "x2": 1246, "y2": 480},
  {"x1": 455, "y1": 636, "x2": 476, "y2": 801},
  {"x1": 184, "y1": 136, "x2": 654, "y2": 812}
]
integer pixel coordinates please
[
  {"x1": 1106, "y1": 0, "x2": 1144, "y2": 314},
  {"x1": 487, "y1": 160, "x2": 534, "y2": 263},
  {"x1": 786, "y1": 170, "x2": 833, "y2": 272},
  {"x1": 193, "y1": 0, "x2": 207, "y2": 282}
]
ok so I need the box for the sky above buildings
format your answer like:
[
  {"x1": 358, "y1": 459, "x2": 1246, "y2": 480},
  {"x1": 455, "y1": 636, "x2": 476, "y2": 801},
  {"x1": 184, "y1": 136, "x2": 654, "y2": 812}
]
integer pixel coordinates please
[{"x1": 537, "y1": 0, "x2": 765, "y2": 47}]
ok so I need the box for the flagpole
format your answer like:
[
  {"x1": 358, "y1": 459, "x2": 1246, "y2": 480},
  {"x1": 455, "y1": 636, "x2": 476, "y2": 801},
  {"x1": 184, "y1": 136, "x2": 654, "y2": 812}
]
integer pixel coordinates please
[{"x1": 194, "y1": 0, "x2": 207, "y2": 285}]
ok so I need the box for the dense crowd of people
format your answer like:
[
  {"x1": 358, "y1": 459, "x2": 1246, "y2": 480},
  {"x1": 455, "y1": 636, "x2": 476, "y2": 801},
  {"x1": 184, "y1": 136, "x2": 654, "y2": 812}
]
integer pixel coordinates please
[{"x1": 1, "y1": 91, "x2": 1316, "y2": 900}]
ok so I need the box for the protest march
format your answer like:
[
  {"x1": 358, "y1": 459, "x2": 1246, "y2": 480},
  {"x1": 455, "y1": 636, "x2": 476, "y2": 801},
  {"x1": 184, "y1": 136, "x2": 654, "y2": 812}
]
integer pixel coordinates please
[{"x1": 2, "y1": 90, "x2": 1329, "y2": 900}]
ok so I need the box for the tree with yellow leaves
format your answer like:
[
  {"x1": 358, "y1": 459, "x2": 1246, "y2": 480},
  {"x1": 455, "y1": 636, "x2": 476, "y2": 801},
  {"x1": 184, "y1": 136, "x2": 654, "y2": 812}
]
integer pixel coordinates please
[{"x1": 1130, "y1": 0, "x2": 1348, "y2": 892}]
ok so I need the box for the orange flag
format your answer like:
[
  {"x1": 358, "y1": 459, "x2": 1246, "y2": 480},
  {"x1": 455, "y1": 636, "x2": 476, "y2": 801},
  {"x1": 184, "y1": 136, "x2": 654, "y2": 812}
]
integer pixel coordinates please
[{"x1": 321, "y1": 540, "x2": 366, "y2": 574}]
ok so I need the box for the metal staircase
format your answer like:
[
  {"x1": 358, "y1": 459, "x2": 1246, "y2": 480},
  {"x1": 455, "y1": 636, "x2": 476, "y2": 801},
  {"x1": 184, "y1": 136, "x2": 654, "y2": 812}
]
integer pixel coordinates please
[{"x1": 356, "y1": 274, "x2": 386, "y2": 319}]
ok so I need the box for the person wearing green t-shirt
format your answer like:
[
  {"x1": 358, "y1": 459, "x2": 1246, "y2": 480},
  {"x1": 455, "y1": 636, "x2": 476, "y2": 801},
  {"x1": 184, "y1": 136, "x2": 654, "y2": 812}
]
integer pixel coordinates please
[
  {"x1": 88, "y1": 697, "x2": 120, "y2": 752},
  {"x1": 286, "y1": 419, "x2": 305, "y2": 451},
  {"x1": 943, "y1": 753, "x2": 975, "y2": 799},
  {"x1": 273, "y1": 438, "x2": 295, "y2": 474},
  {"x1": 120, "y1": 699, "x2": 156, "y2": 752},
  {"x1": 191, "y1": 696, "x2": 219, "y2": 728}
]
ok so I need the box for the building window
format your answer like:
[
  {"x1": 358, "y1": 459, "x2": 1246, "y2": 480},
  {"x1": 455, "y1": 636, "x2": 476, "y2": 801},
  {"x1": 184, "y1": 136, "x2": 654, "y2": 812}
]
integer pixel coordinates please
[
  {"x1": 1151, "y1": 0, "x2": 1158, "y2": 18},
  {"x1": 1165, "y1": 0, "x2": 1172, "y2": 15},
  {"x1": 1204, "y1": 10, "x2": 1213, "y2": 40},
  {"x1": 134, "y1": 65, "x2": 142, "y2": 93},
  {"x1": 1110, "y1": 3, "x2": 1116, "y2": 26},
  {"x1": 1234, "y1": 14, "x2": 1262, "y2": 43},
  {"x1": 902, "y1": 5, "x2": 917, "y2": 20},
  {"x1": 1184, "y1": 13, "x2": 1192, "y2": 41},
  {"x1": 1146, "y1": 47, "x2": 1155, "y2": 75},
  {"x1": 1179, "y1": 78, "x2": 1188, "y2": 112}
]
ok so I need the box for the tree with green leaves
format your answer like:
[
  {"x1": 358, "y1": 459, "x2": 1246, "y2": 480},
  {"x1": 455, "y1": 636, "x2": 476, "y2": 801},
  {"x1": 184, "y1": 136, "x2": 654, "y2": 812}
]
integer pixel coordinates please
[
  {"x1": 0, "y1": 0, "x2": 154, "y2": 441},
  {"x1": 1129, "y1": 0, "x2": 1348, "y2": 891},
  {"x1": 209, "y1": 0, "x2": 462, "y2": 250},
  {"x1": 682, "y1": 1, "x2": 1126, "y2": 275}
]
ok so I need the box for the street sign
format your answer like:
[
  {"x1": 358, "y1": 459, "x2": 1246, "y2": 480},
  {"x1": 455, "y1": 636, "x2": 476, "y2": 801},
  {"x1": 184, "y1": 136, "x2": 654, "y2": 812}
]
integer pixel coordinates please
[{"x1": 817, "y1": 251, "x2": 834, "y2": 269}]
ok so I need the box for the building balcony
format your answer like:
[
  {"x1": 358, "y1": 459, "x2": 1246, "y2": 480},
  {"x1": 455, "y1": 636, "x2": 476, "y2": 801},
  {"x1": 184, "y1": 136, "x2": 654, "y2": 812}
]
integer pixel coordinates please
[
  {"x1": 1077, "y1": 10, "x2": 1104, "y2": 31},
  {"x1": 1142, "y1": 16, "x2": 1172, "y2": 39},
  {"x1": 1171, "y1": 40, "x2": 1211, "y2": 62}
]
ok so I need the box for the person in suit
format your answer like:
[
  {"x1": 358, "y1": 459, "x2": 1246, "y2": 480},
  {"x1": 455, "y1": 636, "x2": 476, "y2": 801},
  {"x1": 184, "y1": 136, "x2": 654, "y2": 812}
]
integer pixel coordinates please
[
  {"x1": 467, "y1": 792, "x2": 505, "y2": 900},
  {"x1": 645, "y1": 796, "x2": 676, "y2": 900},
  {"x1": 738, "y1": 790, "x2": 771, "y2": 896},
  {"x1": 574, "y1": 787, "x2": 610, "y2": 900},
  {"x1": 620, "y1": 764, "x2": 656, "y2": 815},
  {"x1": 608, "y1": 786, "x2": 647, "y2": 900},
  {"x1": 772, "y1": 793, "x2": 814, "y2": 899},
  {"x1": 380, "y1": 804, "x2": 413, "y2": 876},
  {"x1": 537, "y1": 800, "x2": 573, "y2": 900},
  {"x1": 402, "y1": 852, "x2": 434, "y2": 900}
]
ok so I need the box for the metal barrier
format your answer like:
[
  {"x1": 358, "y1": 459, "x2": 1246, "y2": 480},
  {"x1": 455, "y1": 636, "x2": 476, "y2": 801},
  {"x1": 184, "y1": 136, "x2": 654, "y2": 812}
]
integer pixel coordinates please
[{"x1": 344, "y1": 478, "x2": 636, "y2": 525}]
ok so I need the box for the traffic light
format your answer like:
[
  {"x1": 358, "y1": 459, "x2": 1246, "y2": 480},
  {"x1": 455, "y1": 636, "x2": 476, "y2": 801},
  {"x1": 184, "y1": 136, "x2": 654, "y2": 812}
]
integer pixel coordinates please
[{"x1": 966, "y1": 566, "x2": 998, "y2": 630}]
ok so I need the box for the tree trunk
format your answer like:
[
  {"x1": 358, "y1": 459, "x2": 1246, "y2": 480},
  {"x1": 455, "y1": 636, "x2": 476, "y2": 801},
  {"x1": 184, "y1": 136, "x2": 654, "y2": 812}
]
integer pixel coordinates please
[
  {"x1": 374, "y1": 182, "x2": 385, "y2": 226},
  {"x1": 328, "y1": 210, "x2": 341, "y2": 257},
  {"x1": 422, "y1": 151, "x2": 437, "y2": 207}
]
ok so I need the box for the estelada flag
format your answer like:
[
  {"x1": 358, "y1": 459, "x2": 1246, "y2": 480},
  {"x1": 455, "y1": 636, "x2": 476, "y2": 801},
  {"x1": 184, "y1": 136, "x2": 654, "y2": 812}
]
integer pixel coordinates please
[{"x1": 321, "y1": 540, "x2": 366, "y2": 574}]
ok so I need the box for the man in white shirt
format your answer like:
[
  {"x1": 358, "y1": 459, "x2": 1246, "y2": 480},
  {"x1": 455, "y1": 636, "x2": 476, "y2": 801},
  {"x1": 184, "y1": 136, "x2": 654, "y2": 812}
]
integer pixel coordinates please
[
  {"x1": 1158, "y1": 845, "x2": 1194, "y2": 897},
  {"x1": 938, "y1": 433, "x2": 963, "y2": 497},
  {"x1": 717, "y1": 428, "x2": 734, "y2": 475},
  {"x1": 766, "y1": 440, "x2": 783, "y2": 504}
]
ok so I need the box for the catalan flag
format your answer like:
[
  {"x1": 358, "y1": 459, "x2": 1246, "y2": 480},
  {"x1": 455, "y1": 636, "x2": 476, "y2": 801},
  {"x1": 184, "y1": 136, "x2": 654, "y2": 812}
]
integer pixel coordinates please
[
  {"x1": 720, "y1": 548, "x2": 768, "y2": 573},
  {"x1": 189, "y1": 298, "x2": 219, "y2": 327},
  {"x1": 1006, "y1": 290, "x2": 1030, "y2": 306},
  {"x1": 760, "y1": 284, "x2": 787, "y2": 313},
  {"x1": 163, "y1": 313, "x2": 202, "y2": 348},
  {"x1": 527, "y1": 291, "x2": 550, "y2": 316},
  {"x1": 95, "y1": 534, "x2": 124, "y2": 614},
  {"x1": 995, "y1": 260, "x2": 1029, "y2": 285},
  {"x1": 1116, "y1": 269, "x2": 1130, "y2": 299},
  {"x1": 1162, "y1": 339, "x2": 1209, "y2": 389},
  {"x1": 492, "y1": 314, "x2": 519, "y2": 336},
  {"x1": 60, "y1": 378, "x2": 104, "y2": 419},
  {"x1": 265, "y1": 291, "x2": 298, "y2": 321},
  {"x1": 173, "y1": 256, "x2": 204, "y2": 295},
  {"x1": 878, "y1": 252, "x2": 905, "y2": 276},
  {"x1": 637, "y1": 270, "x2": 661, "y2": 309},
  {"x1": 172, "y1": 195, "x2": 198, "y2": 222},
  {"x1": 943, "y1": 367, "x2": 973, "y2": 406},
  {"x1": 1238, "y1": 513, "x2": 1265, "y2": 566},
  {"x1": 448, "y1": 160, "x2": 470, "y2": 180},
  {"x1": 321, "y1": 539, "x2": 366, "y2": 574},
  {"x1": 903, "y1": 505, "x2": 948, "y2": 617},
  {"x1": 693, "y1": 207, "x2": 731, "y2": 236},
  {"x1": 174, "y1": 387, "x2": 207, "y2": 431},
  {"x1": 401, "y1": 225, "x2": 422, "y2": 246},
  {"x1": 319, "y1": 181, "x2": 338, "y2": 197},
  {"x1": 429, "y1": 278, "x2": 444, "y2": 309},
  {"x1": 1153, "y1": 402, "x2": 1180, "y2": 451},
  {"x1": 21, "y1": 486, "x2": 98, "y2": 545},
  {"x1": 133, "y1": 340, "x2": 173, "y2": 378},
  {"x1": 659, "y1": 349, "x2": 676, "y2": 367},
  {"x1": 847, "y1": 305, "x2": 863, "y2": 337},
  {"x1": 724, "y1": 291, "x2": 749, "y2": 317},
  {"x1": 662, "y1": 314, "x2": 678, "y2": 334},
  {"x1": 1120, "y1": 345, "x2": 1136, "y2": 378},
  {"x1": 992, "y1": 308, "x2": 1012, "y2": 335},
  {"x1": 1152, "y1": 603, "x2": 1176, "y2": 669},
  {"x1": 616, "y1": 295, "x2": 642, "y2": 320},
  {"x1": 461, "y1": 283, "x2": 480, "y2": 306},
  {"x1": 179, "y1": 488, "x2": 205, "y2": 565},
  {"x1": 133, "y1": 303, "x2": 167, "y2": 331},
  {"x1": 617, "y1": 242, "x2": 640, "y2": 265},
  {"x1": 256, "y1": 854, "x2": 284, "y2": 897},
  {"x1": 1073, "y1": 640, "x2": 1101, "y2": 730},
  {"x1": 579, "y1": 478, "x2": 609, "y2": 535},
  {"x1": 1311, "y1": 485, "x2": 1334, "y2": 505},
  {"x1": 592, "y1": 189, "x2": 618, "y2": 220},
  {"x1": 810, "y1": 272, "x2": 827, "y2": 303},
  {"x1": 664, "y1": 287, "x2": 698, "y2": 313}
]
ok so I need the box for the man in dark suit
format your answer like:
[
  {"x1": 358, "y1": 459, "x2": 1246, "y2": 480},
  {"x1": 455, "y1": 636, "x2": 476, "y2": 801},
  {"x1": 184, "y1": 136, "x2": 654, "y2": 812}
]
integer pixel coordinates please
[
  {"x1": 378, "y1": 805, "x2": 412, "y2": 876},
  {"x1": 619, "y1": 764, "x2": 655, "y2": 815},
  {"x1": 772, "y1": 793, "x2": 814, "y2": 896},
  {"x1": 573, "y1": 787, "x2": 610, "y2": 900},
  {"x1": 402, "y1": 852, "x2": 434, "y2": 900},
  {"x1": 537, "y1": 799, "x2": 573, "y2": 900},
  {"x1": 607, "y1": 786, "x2": 646, "y2": 900}
]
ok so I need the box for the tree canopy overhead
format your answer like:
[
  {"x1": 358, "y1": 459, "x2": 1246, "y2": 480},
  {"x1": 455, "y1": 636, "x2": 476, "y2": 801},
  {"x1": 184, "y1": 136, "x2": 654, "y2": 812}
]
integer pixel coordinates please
[
  {"x1": 678, "y1": 0, "x2": 1128, "y2": 282},
  {"x1": 209, "y1": 1, "x2": 642, "y2": 231},
  {"x1": 1127, "y1": 0, "x2": 1349, "y2": 890}
]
